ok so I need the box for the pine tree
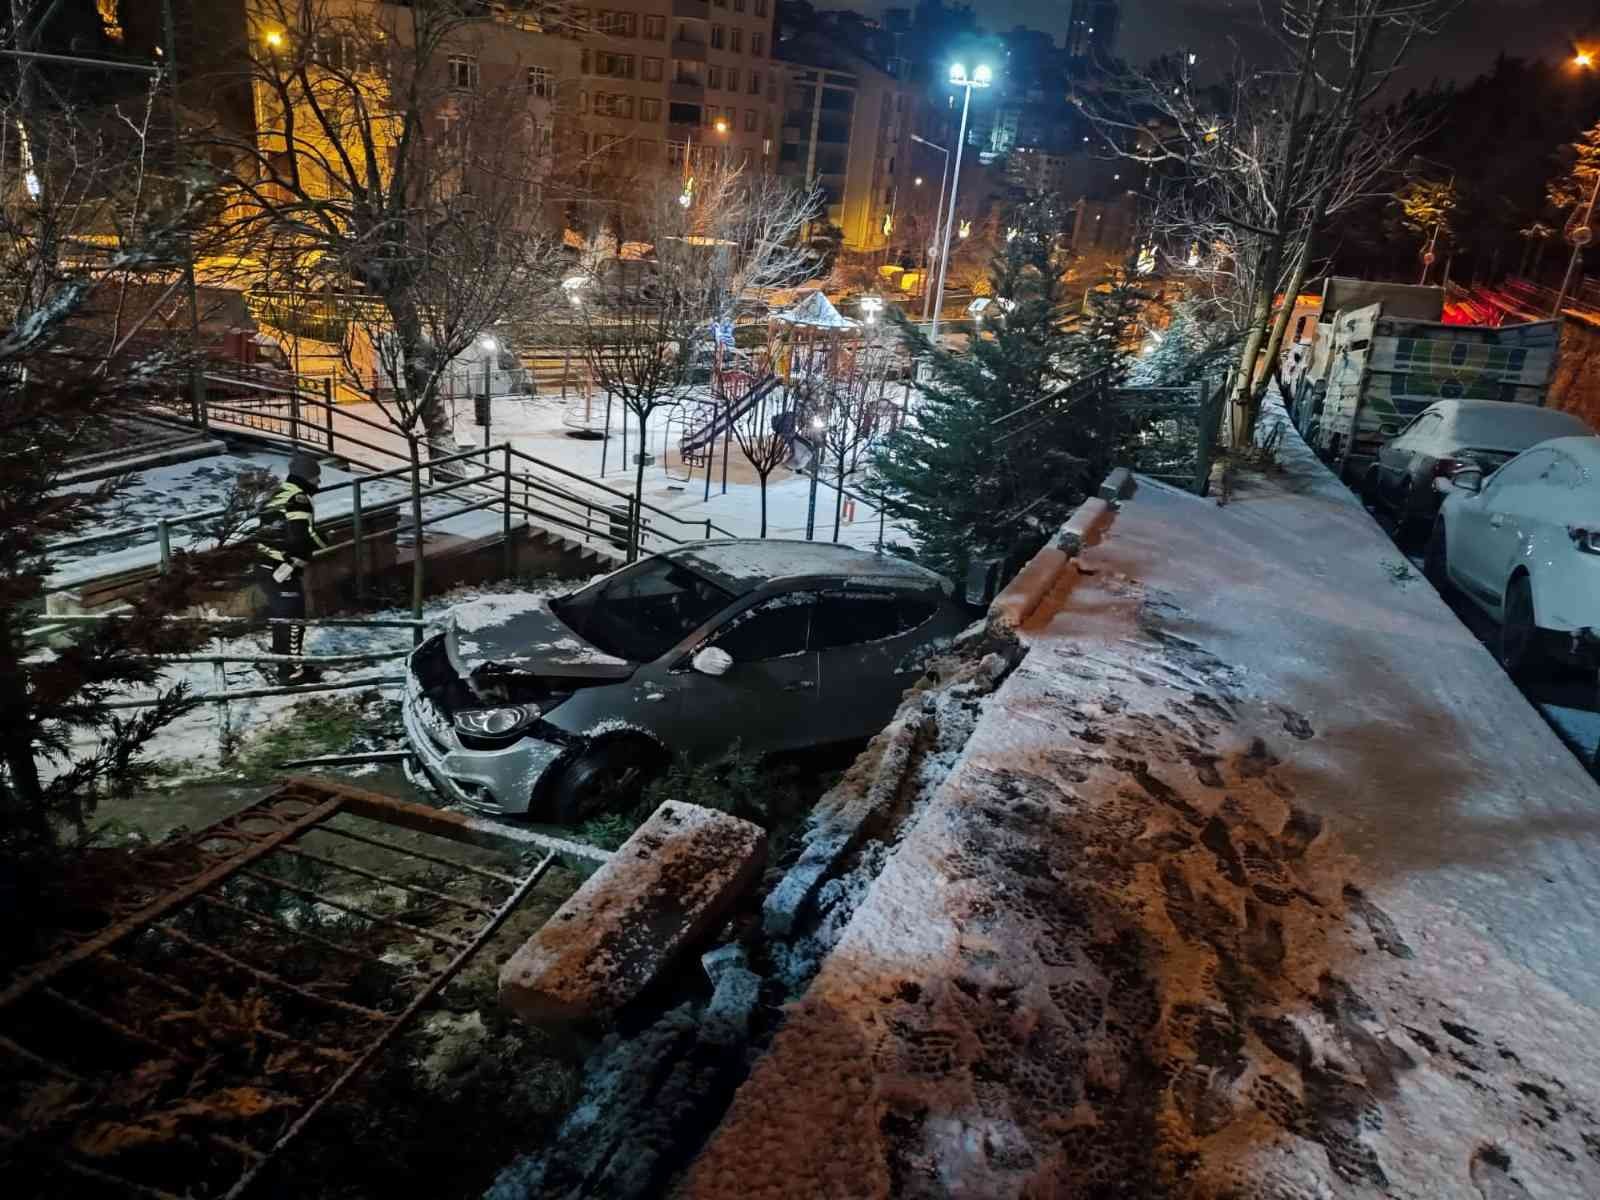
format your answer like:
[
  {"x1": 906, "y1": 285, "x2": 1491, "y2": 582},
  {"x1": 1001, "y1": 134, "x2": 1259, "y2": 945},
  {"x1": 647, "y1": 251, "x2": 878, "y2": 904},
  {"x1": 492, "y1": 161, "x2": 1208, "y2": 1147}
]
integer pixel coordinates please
[{"x1": 873, "y1": 197, "x2": 1126, "y2": 581}]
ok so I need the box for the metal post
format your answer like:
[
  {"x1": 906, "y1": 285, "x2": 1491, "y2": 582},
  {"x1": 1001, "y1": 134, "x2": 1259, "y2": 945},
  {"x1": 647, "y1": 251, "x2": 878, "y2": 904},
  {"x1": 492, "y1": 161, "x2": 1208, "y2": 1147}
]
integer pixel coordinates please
[
  {"x1": 704, "y1": 398, "x2": 714, "y2": 503},
  {"x1": 805, "y1": 441, "x2": 820, "y2": 540},
  {"x1": 1553, "y1": 168, "x2": 1600, "y2": 317},
  {"x1": 915, "y1": 137, "x2": 950, "y2": 323},
  {"x1": 877, "y1": 489, "x2": 886, "y2": 553},
  {"x1": 157, "y1": 518, "x2": 171, "y2": 573},
  {"x1": 601, "y1": 392, "x2": 613, "y2": 477},
  {"x1": 483, "y1": 354, "x2": 492, "y2": 449},
  {"x1": 931, "y1": 84, "x2": 974, "y2": 345},
  {"x1": 323, "y1": 377, "x2": 335, "y2": 450},
  {"x1": 502, "y1": 443, "x2": 514, "y2": 579},
  {"x1": 351, "y1": 479, "x2": 364, "y2": 603},
  {"x1": 721, "y1": 397, "x2": 732, "y2": 495}
]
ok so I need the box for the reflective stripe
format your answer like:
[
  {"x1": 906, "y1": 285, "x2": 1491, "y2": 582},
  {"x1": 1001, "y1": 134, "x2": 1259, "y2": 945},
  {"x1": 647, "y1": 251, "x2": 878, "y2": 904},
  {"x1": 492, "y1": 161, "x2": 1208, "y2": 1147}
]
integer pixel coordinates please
[{"x1": 285, "y1": 510, "x2": 314, "y2": 522}]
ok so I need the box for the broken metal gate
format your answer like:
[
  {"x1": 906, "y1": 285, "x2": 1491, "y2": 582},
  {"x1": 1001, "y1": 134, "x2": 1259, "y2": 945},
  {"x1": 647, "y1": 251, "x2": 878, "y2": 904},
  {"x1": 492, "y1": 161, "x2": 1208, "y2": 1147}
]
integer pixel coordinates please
[{"x1": 0, "y1": 779, "x2": 605, "y2": 1199}]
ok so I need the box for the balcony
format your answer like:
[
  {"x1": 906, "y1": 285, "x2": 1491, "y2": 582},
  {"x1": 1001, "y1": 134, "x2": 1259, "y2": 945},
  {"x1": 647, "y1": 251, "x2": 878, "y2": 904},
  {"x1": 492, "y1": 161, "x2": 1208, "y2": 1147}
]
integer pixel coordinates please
[
  {"x1": 670, "y1": 79, "x2": 706, "y2": 102},
  {"x1": 668, "y1": 121, "x2": 700, "y2": 143},
  {"x1": 672, "y1": 0, "x2": 710, "y2": 18},
  {"x1": 670, "y1": 38, "x2": 707, "y2": 62}
]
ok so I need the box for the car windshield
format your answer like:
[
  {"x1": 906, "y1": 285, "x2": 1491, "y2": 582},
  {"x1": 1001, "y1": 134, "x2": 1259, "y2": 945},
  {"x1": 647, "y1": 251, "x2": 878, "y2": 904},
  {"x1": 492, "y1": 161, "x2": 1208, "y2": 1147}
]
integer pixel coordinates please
[{"x1": 549, "y1": 556, "x2": 734, "y2": 662}]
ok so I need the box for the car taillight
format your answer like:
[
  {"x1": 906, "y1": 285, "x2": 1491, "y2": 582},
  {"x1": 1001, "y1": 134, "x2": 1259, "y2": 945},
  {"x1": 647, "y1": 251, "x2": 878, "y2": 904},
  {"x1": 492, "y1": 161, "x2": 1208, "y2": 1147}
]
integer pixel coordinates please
[
  {"x1": 1568, "y1": 526, "x2": 1600, "y2": 555},
  {"x1": 1432, "y1": 457, "x2": 1462, "y2": 478}
]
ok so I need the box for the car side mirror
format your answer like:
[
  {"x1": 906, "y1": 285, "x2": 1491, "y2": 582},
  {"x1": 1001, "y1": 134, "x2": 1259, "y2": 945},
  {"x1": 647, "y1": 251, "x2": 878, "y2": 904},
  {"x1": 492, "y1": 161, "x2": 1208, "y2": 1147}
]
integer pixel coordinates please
[
  {"x1": 1378, "y1": 422, "x2": 1399, "y2": 438},
  {"x1": 1447, "y1": 467, "x2": 1483, "y2": 495},
  {"x1": 691, "y1": 647, "x2": 733, "y2": 677}
]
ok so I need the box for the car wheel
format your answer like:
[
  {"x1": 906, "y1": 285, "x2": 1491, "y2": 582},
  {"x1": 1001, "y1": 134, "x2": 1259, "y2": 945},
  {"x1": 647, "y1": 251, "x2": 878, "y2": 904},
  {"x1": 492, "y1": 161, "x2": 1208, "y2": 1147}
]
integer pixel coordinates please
[
  {"x1": 1392, "y1": 480, "x2": 1424, "y2": 544},
  {"x1": 547, "y1": 738, "x2": 659, "y2": 825},
  {"x1": 1499, "y1": 574, "x2": 1545, "y2": 677},
  {"x1": 1423, "y1": 519, "x2": 1451, "y2": 593}
]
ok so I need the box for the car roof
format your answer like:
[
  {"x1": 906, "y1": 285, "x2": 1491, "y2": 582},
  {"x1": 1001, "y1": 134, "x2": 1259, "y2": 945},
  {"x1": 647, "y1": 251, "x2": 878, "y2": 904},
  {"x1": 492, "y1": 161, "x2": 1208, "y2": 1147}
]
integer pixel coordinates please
[
  {"x1": 667, "y1": 540, "x2": 950, "y2": 592},
  {"x1": 1420, "y1": 399, "x2": 1591, "y2": 441}
]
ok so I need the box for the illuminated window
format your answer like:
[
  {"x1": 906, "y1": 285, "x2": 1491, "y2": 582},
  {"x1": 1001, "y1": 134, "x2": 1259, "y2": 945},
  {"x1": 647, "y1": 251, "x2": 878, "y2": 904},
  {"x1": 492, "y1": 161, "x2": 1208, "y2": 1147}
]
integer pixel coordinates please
[{"x1": 527, "y1": 66, "x2": 553, "y2": 97}]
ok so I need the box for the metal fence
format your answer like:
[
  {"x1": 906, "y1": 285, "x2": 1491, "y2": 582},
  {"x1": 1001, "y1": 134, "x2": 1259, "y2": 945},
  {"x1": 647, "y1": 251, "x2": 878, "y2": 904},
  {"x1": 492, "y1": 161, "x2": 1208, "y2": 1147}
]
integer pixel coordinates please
[
  {"x1": 0, "y1": 778, "x2": 602, "y2": 1200},
  {"x1": 1108, "y1": 380, "x2": 1225, "y2": 496}
]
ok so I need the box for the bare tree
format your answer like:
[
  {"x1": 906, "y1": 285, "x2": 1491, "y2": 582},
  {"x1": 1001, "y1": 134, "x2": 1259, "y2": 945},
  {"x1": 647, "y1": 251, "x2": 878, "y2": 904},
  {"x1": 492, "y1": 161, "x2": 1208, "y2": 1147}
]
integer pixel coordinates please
[
  {"x1": 729, "y1": 374, "x2": 798, "y2": 538},
  {"x1": 208, "y1": 0, "x2": 568, "y2": 614},
  {"x1": 1090, "y1": 0, "x2": 1450, "y2": 441},
  {"x1": 211, "y1": 0, "x2": 564, "y2": 451},
  {"x1": 573, "y1": 162, "x2": 819, "y2": 558},
  {"x1": 815, "y1": 340, "x2": 896, "y2": 541}
]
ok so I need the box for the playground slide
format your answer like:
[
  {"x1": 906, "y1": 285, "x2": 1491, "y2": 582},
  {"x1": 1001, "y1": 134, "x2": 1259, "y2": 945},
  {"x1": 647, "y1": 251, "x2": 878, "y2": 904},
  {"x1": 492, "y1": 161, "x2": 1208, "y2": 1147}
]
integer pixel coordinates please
[{"x1": 679, "y1": 373, "x2": 781, "y2": 463}]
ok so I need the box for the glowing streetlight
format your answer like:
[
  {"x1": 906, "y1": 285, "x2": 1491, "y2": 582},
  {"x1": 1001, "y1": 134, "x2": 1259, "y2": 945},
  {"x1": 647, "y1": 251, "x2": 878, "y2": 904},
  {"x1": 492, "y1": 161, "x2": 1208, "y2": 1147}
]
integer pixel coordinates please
[
  {"x1": 1578, "y1": 50, "x2": 1595, "y2": 68},
  {"x1": 932, "y1": 61, "x2": 991, "y2": 340},
  {"x1": 914, "y1": 175, "x2": 924, "y2": 186},
  {"x1": 264, "y1": 29, "x2": 284, "y2": 49},
  {"x1": 714, "y1": 118, "x2": 728, "y2": 133}
]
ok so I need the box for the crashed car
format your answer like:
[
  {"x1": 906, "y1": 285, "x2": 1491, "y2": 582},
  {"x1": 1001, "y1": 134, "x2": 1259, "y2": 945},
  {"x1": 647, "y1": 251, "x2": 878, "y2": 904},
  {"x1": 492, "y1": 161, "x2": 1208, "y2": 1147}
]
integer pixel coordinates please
[{"x1": 403, "y1": 540, "x2": 969, "y2": 822}]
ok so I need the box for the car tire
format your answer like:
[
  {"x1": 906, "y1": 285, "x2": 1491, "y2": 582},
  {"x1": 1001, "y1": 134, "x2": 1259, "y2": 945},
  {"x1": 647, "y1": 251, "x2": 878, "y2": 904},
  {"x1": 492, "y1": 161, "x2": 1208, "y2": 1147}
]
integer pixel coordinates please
[
  {"x1": 547, "y1": 738, "x2": 660, "y2": 825},
  {"x1": 1499, "y1": 574, "x2": 1545, "y2": 678},
  {"x1": 1423, "y1": 519, "x2": 1451, "y2": 593},
  {"x1": 1393, "y1": 480, "x2": 1424, "y2": 545}
]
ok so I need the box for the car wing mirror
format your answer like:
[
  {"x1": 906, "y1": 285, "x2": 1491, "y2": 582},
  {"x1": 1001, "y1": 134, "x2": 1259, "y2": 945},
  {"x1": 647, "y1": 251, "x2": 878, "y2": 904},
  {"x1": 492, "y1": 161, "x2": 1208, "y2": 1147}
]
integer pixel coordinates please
[
  {"x1": 691, "y1": 647, "x2": 733, "y2": 676},
  {"x1": 1449, "y1": 467, "x2": 1483, "y2": 494},
  {"x1": 1378, "y1": 422, "x2": 1399, "y2": 438}
]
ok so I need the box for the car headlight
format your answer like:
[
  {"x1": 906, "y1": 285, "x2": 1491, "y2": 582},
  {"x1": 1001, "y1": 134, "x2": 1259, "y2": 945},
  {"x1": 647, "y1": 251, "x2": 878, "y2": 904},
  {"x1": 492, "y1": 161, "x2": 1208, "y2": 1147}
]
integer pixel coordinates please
[{"x1": 453, "y1": 705, "x2": 540, "y2": 739}]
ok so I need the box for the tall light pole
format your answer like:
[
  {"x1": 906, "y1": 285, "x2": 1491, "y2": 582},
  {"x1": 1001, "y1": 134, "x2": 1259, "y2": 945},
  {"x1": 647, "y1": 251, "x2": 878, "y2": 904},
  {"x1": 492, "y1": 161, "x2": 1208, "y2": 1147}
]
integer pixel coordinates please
[
  {"x1": 910, "y1": 133, "x2": 949, "y2": 322},
  {"x1": 931, "y1": 63, "x2": 990, "y2": 344},
  {"x1": 1554, "y1": 51, "x2": 1599, "y2": 316}
]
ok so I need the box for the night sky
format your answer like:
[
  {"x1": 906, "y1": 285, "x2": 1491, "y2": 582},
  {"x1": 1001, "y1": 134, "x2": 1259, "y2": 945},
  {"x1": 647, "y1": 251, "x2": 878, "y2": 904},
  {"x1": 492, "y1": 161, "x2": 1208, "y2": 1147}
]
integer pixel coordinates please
[{"x1": 819, "y1": 1, "x2": 1593, "y2": 90}]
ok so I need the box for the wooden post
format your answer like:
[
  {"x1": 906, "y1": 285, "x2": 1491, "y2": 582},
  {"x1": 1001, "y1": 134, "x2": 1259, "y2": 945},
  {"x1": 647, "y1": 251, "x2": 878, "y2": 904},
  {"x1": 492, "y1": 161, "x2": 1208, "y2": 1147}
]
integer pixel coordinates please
[{"x1": 157, "y1": 519, "x2": 171, "y2": 573}]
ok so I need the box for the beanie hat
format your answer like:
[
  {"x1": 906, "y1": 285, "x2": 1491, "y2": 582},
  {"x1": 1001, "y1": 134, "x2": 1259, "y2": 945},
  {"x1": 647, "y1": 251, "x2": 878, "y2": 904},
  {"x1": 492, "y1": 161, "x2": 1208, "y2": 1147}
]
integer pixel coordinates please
[{"x1": 288, "y1": 451, "x2": 322, "y2": 488}]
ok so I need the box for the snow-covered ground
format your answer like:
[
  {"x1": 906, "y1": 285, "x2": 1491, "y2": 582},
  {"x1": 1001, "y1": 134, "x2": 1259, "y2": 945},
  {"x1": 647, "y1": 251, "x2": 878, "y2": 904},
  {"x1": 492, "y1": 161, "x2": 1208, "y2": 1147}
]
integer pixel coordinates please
[
  {"x1": 52, "y1": 581, "x2": 588, "y2": 785},
  {"x1": 680, "y1": 406, "x2": 1600, "y2": 1197}
]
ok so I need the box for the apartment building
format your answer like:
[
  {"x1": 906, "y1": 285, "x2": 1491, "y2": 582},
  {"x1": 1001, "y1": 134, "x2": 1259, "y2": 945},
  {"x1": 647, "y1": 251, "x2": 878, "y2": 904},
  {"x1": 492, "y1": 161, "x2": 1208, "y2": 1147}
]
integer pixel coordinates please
[
  {"x1": 776, "y1": 34, "x2": 916, "y2": 252},
  {"x1": 568, "y1": 0, "x2": 782, "y2": 173}
]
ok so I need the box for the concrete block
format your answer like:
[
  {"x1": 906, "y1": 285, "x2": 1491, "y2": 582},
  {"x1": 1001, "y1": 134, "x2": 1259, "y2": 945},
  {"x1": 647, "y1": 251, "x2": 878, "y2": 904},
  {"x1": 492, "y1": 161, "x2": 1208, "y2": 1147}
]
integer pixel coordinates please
[
  {"x1": 499, "y1": 802, "x2": 766, "y2": 1027},
  {"x1": 1098, "y1": 467, "x2": 1137, "y2": 501},
  {"x1": 1059, "y1": 496, "x2": 1114, "y2": 554}
]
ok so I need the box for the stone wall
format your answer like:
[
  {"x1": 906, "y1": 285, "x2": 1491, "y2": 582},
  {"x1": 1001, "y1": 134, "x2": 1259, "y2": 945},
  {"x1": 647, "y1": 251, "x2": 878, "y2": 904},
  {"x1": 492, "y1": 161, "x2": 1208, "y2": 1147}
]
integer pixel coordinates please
[{"x1": 1546, "y1": 311, "x2": 1600, "y2": 429}]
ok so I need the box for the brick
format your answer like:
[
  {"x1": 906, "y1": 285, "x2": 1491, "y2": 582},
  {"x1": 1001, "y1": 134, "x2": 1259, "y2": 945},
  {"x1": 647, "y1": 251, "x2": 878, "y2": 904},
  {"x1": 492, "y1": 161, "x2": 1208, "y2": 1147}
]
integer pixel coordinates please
[{"x1": 499, "y1": 802, "x2": 766, "y2": 1027}]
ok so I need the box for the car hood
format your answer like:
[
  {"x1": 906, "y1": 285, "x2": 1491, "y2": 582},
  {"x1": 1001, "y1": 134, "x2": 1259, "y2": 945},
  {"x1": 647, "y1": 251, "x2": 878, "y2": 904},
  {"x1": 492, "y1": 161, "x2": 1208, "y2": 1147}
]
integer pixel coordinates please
[{"x1": 445, "y1": 603, "x2": 636, "y2": 688}]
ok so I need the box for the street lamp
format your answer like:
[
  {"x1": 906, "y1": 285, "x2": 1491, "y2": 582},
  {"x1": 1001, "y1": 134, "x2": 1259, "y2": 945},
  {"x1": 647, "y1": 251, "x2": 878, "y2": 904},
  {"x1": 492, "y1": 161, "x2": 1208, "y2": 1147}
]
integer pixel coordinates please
[
  {"x1": 1555, "y1": 55, "x2": 1599, "y2": 316},
  {"x1": 477, "y1": 334, "x2": 498, "y2": 447},
  {"x1": 910, "y1": 132, "x2": 950, "y2": 321},
  {"x1": 931, "y1": 62, "x2": 991, "y2": 343}
]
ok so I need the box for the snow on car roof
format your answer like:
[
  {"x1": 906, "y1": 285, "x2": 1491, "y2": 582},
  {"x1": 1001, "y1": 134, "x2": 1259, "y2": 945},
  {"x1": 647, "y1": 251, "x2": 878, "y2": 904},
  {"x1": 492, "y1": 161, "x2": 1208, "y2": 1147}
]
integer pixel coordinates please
[
  {"x1": 1434, "y1": 400, "x2": 1593, "y2": 449},
  {"x1": 1539, "y1": 434, "x2": 1600, "y2": 465},
  {"x1": 668, "y1": 540, "x2": 949, "y2": 590}
]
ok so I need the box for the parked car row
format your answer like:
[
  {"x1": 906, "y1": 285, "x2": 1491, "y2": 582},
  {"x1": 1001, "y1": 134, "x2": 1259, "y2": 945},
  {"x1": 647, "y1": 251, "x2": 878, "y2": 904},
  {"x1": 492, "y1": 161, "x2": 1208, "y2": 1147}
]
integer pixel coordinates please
[{"x1": 1330, "y1": 396, "x2": 1599, "y2": 678}]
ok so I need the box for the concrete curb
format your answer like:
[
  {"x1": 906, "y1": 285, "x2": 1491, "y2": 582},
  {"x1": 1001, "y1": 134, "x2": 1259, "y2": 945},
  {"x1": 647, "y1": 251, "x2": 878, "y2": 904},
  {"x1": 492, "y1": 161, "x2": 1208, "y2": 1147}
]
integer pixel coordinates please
[{"x1": 988, "y1": 472, "x2": 1132, "y2": 628}]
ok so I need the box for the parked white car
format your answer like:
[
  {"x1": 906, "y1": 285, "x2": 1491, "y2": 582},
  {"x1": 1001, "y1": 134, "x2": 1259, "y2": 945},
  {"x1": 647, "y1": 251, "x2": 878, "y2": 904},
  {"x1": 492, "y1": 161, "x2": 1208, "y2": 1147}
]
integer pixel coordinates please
[{"x1": 1426, "y1": 434, "x2": 1600, "y2": 674}]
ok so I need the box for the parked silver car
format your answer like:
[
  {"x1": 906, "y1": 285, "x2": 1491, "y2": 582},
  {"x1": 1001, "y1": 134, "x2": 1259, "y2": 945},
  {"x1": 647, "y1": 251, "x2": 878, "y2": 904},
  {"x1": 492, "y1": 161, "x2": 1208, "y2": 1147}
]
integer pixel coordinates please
[{"x1": 403, "y1": 541, "x2": 968, "y2": 822}]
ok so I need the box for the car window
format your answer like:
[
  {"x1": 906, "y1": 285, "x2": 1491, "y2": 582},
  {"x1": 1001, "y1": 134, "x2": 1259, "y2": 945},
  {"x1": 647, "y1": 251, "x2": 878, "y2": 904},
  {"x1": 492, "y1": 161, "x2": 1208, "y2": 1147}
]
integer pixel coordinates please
[
  {"x1": 1542, "y1": 454, "x2": 1576, "y2": 489},
  {"x1": 1484, "y1": 449, "x2": 1553, "y2": 494},
  {"x1": 713, "y1": 595, "x2": 813, "y2": 661},
  {"x1": 550, "y1": 557, "x2": 733, "y2": 662},
  {"x1": 1399, "y1": 412, "x2": 1441, "y2": 445},
  {"x1": 811, "y1": 592, "x2": 901, "y2": 649},
  {"x1": 811, "y1": 591, "x2": 942, "y2": 650}
]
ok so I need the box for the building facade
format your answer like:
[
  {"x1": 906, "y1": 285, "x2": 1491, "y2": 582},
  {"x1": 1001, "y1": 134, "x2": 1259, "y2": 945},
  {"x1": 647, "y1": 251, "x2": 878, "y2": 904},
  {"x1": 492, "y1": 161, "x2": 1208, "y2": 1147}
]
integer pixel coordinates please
[
  {"x1": 567, "y1": 0, "x2": 782, "y2": 174},
  {"x1": 777, "y1": 34, "x2": 916, "y2": 252}
]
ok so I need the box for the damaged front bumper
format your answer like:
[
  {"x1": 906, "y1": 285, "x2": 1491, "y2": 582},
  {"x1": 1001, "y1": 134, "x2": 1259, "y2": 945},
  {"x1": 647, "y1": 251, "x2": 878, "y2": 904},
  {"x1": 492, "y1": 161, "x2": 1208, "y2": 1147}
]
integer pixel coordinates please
[{"x1": 402, "y1": 680, "x2": 565, "y2": 816}]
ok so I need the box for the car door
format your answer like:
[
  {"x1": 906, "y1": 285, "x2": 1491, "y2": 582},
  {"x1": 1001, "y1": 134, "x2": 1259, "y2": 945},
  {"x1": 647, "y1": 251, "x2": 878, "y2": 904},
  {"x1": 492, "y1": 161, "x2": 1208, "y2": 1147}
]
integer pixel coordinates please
[
  {"x1": 673, "y1": 591, "x2": 820, "y2": 759},
  {"x1": 1452, "y1": 449, "x2": 1553, "y2": 605},
  {"x1": 807, "y1": 587, "x2": 918, "y2": 744}
]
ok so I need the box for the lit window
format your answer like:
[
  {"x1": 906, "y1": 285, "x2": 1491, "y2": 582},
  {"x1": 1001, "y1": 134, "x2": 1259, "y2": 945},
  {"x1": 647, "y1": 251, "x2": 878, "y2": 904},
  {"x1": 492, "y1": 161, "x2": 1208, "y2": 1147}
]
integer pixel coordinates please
[{"x1": 527, "y1": 66, "x2": 553, "y2": 98}]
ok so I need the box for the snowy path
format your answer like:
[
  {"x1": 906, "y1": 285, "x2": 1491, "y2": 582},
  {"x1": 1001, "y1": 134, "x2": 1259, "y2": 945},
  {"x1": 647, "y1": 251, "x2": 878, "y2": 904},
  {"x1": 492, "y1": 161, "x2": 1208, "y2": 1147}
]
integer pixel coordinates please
[{"x1": 680, "y1": 411, "x2": 1600, "y2": 1197}]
